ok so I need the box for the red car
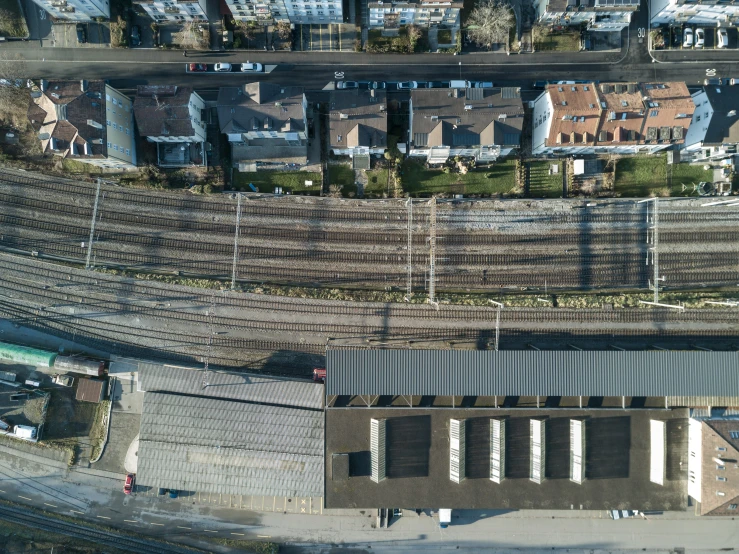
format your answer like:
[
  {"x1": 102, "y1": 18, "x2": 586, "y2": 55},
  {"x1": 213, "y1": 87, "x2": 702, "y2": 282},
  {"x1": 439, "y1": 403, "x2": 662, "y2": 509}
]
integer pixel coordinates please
[
  {"x1": 312, "y1": 368, "x2": 326, "y2": 383},
  {"x1": 188, "y1": 63, "x2": 207, "y2": 72},
  {"x1": 124, "y1": 473, "x2": 135, "y2": 495}
]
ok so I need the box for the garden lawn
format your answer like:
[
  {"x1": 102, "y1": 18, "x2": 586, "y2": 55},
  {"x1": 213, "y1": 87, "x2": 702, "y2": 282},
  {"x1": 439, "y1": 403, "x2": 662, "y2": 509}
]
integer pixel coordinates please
[
  {"x1": 232, "y1": 171, "x2": 322, "y2": 194},
  {"x1": 0, "y1": 0, "x2": 28, "y2": 37},
  {"x1": 528, "y1": 160, "x2": 562, "y2": 198},
  {"x1": 364, "y1": 168, "x2": 390, "y2": 197},
  {"x1": 670, "y1": 163, "x2": 714, "y2": 195},
  {"x1": 328, "y1": 164, "x2": 356, "y2": 196},
  {"x1": 534, "y1": 29, "x2": 580, "y2": 52},
  {"x1": 402, "y1": 159, "x2": 517, "y2": 196},
  {"x1": 614, "y1": 156, "x2": 667, "y2": 197},
  {"x1": 437, "y1": 29, "x2": 452, "y2": 44}
]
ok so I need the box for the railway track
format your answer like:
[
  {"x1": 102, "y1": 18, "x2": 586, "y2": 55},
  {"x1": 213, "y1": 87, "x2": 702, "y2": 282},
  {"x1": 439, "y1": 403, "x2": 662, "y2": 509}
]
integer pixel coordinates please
[{"x1": 0, "y1": 504, "x2": 201, "y2": 554}]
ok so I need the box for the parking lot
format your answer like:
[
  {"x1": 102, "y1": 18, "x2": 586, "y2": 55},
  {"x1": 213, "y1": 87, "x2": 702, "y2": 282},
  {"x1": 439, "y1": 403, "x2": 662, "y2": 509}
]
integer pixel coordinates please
[
  {"x1": 660, "y1": 24, "x2": 738, "y2": 50},
  {"x1": 52, "y1": 21, "x2": 110, "y2": 48},
  {"x1": 296, "y1": 23, "x2": 355, "y2": 52},
  {"x1": 0, "y1": 366, "x2": 48, "y2": 436}
]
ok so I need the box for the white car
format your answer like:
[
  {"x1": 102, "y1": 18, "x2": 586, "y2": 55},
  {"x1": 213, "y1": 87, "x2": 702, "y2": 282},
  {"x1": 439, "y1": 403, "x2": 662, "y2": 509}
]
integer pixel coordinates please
[
  {"x1": 214, "y1": 63, "x2": 232, "y2": 72},
  {"x1": 718, "y1": 28, "x2": 728, "y2": 49},
  {"x1": 695, "y1": 28, "x2": 705, "y2": 48},
  {"x1": 683, "y1": 27, "x2": 693, "y2": 48},
  {"x1": 336, "y1": 81, "x2": 358, "y2": 89},
  {"x1": 397, "y1": 81, "x2": 418, "y2": 90},
  {"x1": 241, "y1": 62, "x2": 263, "y2": 72}
]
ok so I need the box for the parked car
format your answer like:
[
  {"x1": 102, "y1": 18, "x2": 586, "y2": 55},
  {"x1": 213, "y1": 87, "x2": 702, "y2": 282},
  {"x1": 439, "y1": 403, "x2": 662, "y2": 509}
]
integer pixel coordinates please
[
  {"x1": 683, "y1": 27, "x2": 693, "y2": 48},
  {"x1": 240, "y1": 61, "x2": 263, "y2": 72},
  {"x1": 718, "y1": 28, "x2": 728, "y2": 49},
  {"x1": 397, "y1": 81, "x2": 418, "y2": 89},
  {"x1": 76, "y1": 24, "x2": 86, "y2": 44},
  {"x1": 471, "y1": 81, "x2": 494, "y2": 88},
  {"x1": 124, "y1": 473, "x2": 135, "y2": 494},
  {"x1": 130, "y1": 25, "x2": 141, "y2": 47},
  {"x1": 188, "y1": 63, "x2": 207, "y2": 72},
  {"x1": 168, "y1": 489, "x2": 178, "y2": 499},
  {"x1": 214, "y1": 63, "x2": 232, "y2": 72},
  {"x1": 158, "y1": 487, "x2": 167, "y2": 495},
  {"x1": 704, "y1": 78, "x2": 723, "y2": 86},
  {"x1": 52, "y1": 374, "x2": 74, "y2": 387},
  {"x1": 695, "y1": 28, "x2": 705, "y2": 48},
  {"x1": 369, "y1": 81, "x2": 386, "y2": 89},
  {"x1": 729, "y1": 78, "x2": 739, "y2": 86},
  {"x1": 427, "y1": 81, "x2": 450, "y2": 89},
  {"x1": 532, "y1": 80, "x2": 548, "y2": 89},
  {"x1": 336, "y1": 81, "x2": 359, "y2": 89}
]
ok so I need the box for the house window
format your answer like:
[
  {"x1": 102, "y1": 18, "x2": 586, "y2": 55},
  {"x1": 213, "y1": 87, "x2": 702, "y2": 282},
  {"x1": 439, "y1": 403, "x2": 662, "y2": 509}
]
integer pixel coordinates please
[
  {"x1": 730, "y1": 431, "x2": 739, "y2": 439},
  {"x1": 730, "y1": 504, "x2": 738, "y2": 510},
  {"x1": 126, "y1": 128, "x2": 130, "y2": 135},
  {"x1": 107, "y1": 141, "x2": 111, "y2": 148},
  {"x1": 125, "y1": 148, "x2": 130, "y2": 156},
  {"x1": 106, "y1": 119, "x2": 111, "y2": 126}
]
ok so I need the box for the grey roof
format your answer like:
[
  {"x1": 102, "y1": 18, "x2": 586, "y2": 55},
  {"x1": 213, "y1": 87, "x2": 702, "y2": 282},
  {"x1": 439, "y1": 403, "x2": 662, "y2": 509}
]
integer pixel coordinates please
[
  {"x1": 137, "y1": 362, "x2": 323, "y2": 410},
  {"x1": 134, "y1": 86, "x2": 199, "y2": 139},
  {"x1": 217, "y1": 83, "x2": 305, "y2": 136},
  {"x1": 137, "y1": 393, "x2": 324, "y2": 497},
  {"x1": 326, "y1": 350, "x2": 739, "y2": 397},
  {"x1": 410, "y1": 88, "x2": 524, "y2": 149},
  {"x1": 702, "y1": 87, "x2": 739, "y2": 145},
  {"x1": 329, "y1": 89, "x2": 387, "y2": 150}
]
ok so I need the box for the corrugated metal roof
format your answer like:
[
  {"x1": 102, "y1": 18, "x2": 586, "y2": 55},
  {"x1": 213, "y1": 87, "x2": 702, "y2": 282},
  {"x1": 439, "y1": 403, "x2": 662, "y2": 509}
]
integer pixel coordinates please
[
  {"x1": 137, "y1": 393, "x2": 324, "y2": 497},
  {"x1": 326, "y1": 350, "x2": 739, "y2": 397},
  {"x1": 136, "y1": 361, "x2": 323, "y2": 410}
]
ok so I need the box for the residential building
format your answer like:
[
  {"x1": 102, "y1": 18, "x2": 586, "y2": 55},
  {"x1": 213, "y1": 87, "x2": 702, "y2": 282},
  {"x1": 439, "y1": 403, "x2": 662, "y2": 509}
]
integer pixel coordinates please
[
  {"x1": 650, "y1": 0, "x2": 739, "y2": 26},
  {"x1": 225, "y1": 0, "x2": 342, "y2": 23},
  {"x1": 368, "y1": 0, "x2": 462, "y2": 31},
  {"x1": 134, "y1": 85, "x2": 207, "y2": 167},
  {"x1": 29, "y1": 0, "x2": 109, "y2": 21},
  {"x1": 409, "y1": 87, "x2": 524, "y2": 164},
  {"x1": 329, "y1": 89, "x2": 388, "y2": 165},
  {"x1": 532, "y1": 82, "x2": 695, "y2": 156},
  {"x1": 28, "y1": 80, "x2": 136, "y2": 170},
  {"x1": 217, "y1": 83, "x2": 308, "y2": 164},
  {"x1": 134, "y1": 0, "x2": 207, "y2": 22},
  {"x1": 683, "y1": 86, "x2": 739, "y2": 162},
  {"x1": 688, "y1": 416, "x2": 739, "y2": 516},
  {"x1": 534, "y1": 0, "x2": 638, "y2": 32}
]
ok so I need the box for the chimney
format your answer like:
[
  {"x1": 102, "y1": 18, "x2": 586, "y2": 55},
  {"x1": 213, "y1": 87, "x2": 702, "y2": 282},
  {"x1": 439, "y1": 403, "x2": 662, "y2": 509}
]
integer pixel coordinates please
[
  {"x1": 370, "y1": 89, "x2": 376, "y2": 98},
  {"x1": 339, "y1": 113, "x2": 348, "y2": 120}
]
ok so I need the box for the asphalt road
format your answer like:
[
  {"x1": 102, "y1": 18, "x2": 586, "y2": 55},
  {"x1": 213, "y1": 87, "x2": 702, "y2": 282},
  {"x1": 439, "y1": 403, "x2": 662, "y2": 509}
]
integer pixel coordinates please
[{"x1": 3, "y1": 2, "x2": 738, "y2": 93}]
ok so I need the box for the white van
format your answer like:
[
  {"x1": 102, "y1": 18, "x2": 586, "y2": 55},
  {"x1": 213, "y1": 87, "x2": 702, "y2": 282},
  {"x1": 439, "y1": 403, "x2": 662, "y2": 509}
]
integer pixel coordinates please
[
  {"x1": 14, "y1": 425, "x2": 37, "y2": 440},
  {"x1": 729, "y1": 78, "x2": 739, "y2": 86},
  {"x1": 449, "y1": 80, "x2": 471, "y2": 89}
]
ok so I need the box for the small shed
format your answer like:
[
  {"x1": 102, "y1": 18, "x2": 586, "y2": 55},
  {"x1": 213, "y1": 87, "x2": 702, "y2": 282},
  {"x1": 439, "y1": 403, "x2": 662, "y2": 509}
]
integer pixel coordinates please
[{"x1": 76, "y1": 378, "x2": 105, "y2": 403}]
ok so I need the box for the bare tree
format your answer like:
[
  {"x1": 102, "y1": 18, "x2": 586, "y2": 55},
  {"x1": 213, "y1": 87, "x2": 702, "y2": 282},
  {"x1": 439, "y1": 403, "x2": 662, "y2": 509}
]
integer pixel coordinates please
[
  {"x1": 406, "y1": 24, "x2": 422, "y2": 53},
  {"x1": 276, "y1": 21, "x2": 291, "y2": 40},
  {"x1": 466, "y1": 0, "x2": 515, "y2": 50},
  {"x1": 178, "y1": 20, "x2": 208, "y2": 51}
]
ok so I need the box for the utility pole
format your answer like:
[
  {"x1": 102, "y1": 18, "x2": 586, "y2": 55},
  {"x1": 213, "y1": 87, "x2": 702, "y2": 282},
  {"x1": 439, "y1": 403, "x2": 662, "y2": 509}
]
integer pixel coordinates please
[
  {"x1": 231, "y1": 193, "x2": 242, "y2": 290},
  {"x1": 489, "y1": 300, "x2": 504, "y2": 351},
  {"x1": 202, "y1": 293, "x2": 216, "y2": 389},
  {"x1": 428, "y1": 197, "x2": 438, "y2": 309},
  {"x1": 85, "y1": 178, "x2": 102, "y2": 269},
  {"x1": 639, "y1": 197, "x2": 664, "y2": 304},
  {"x1": 405, "y1": 197, "x2": 413, "y2": 302}
]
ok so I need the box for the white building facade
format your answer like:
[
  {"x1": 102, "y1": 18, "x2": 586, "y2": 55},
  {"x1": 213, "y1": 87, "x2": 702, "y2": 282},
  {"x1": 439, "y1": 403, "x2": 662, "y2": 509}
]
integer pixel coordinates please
[
  {"x1": 225, "y1": 0, "x2": 342, "y2": 23},
  {"x1": 31, "y1": 0, "x2": 109, "y2": 21},
  {"x1": 134, "y1": 0, "x2": 207, "y2": 22},
  {"x1": 534, "y1": 0, "x2": 637, "y2": 32},
  {"x1": 368, "y1": 0, "x2": 461, "y2": 31},
  {"x1": 650, "y1": 0, "x2": 739, "y2": 26}
]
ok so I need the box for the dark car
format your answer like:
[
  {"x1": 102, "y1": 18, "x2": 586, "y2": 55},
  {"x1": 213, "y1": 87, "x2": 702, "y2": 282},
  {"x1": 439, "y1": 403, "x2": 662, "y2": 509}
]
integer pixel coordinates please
[
  {"x1": 188, "y1": 63, "x2": 207, "y2": 72},
  {"x1": 168, "y1": 489, "x2": 178, "y2": 499},
  {"x1": 427, "y1": 81, "x2": 449, "y2": 89},
  {"x1": 76, "y1": 24, "x2": 86, "y2": 44},
  {"x1": 158, "y1": 487, "x2": 167, "y2": 495},
  {"x1": 130, "y1": 25, "x2": 141, "y2": 47},
  {"x1": 532, "y1": 80, "x2": 548, "y2": 89}
]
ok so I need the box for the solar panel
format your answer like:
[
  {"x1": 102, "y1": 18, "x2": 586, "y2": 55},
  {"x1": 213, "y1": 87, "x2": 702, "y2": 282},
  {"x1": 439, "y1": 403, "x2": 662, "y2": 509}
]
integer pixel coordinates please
[
  {"x1": 570, "y1": 419, "x2": 586, "y2": 484},
  {"x1": 452, "y1": 133, "x2": 479, "y2": 146},
  {"x1": 450, "y1": 419, "x2": 466, "y2": 483},
  {"x1": 650, "y1": 420, "x2": 666, "y2": 486},
  {"x1": 370, "y1": 418, "x2": 387, "y2": 483},
  {"x1": 490, "y1": 418, "x2": 505, "y2": 484},
  {"x1": 530, "y1": 419, "x2": 546, "y2": 484}
]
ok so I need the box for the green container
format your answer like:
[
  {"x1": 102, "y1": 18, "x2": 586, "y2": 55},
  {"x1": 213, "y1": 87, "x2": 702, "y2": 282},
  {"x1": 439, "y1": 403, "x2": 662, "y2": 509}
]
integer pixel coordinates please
[{"x1": 0, "y1": 341, "x2": 57, "y2": 368}]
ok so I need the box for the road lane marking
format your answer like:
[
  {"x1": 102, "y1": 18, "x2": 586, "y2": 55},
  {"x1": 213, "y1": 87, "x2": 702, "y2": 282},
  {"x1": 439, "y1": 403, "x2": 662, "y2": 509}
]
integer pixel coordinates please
[
  {"x1": 71, "y1": 510, "x2": 85, "y2": 515},
  {"x1": 150, "y1": 523, "x2": 164, "y2": 526},
  {"x1": 231, "y1": 533, "x2": 245, "y2": 536},
  {"x1": 124, "y1": 520, "x2": 138, "y2": 523},
  {"x1": 258, "y1": 535, "x2": 272, "y2": 538},
  {"x1": 44, "y1": 503, "x2": 58, "y2": 508},
  {"x1": 96, "y1": 516, "x2": 111, "y2": 520},
  {"x1": 18, "y1": 496, "x2": 33, "y2": 501},
  {"x1": 177, "y1": 526, "x2": 192, "y2": 530},
  {"x1": 203, "y1": 530, "x2": 217, "y2": 533},
  {"x1": 0, "y1": 490, "x2": 6, "y2": 493}
]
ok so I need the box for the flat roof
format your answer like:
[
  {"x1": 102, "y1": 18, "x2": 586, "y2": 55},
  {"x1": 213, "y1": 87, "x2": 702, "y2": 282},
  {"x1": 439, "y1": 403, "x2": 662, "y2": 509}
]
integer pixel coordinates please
[
  {"x1": 325, "y1": 407, "x2": 689, "y2": 509},
  {"x1": 326, "y1": 350, "x2": 739, "y2": 397}
]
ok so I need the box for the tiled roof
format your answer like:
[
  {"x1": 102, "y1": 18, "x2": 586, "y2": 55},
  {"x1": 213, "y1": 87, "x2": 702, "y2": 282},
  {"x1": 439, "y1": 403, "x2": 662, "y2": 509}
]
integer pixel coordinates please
[
  {"x1": 544, "y1": 82, "x2": 694, "y2": 147},
  {"x1": 134, "y1": 85, "x2": 199, "y2": 139},
  {"x1": 217, "y1": 83, "x2": 305, "y2": 136},
  {"x1": 136, "y1": 393, "x2": 324, "y2": 497},
  {"x1": 411, "y1": 88, "x2": 524, "y2": 148},
  {"x1": 702, "y1": 86, "x2": 739, "y2": 145},
  {"x1": 329, "y1": 89, "x2": 387, "y2": 150},
  {"x1": 700, "y1": 420, "x2": 739, "y2": 516}
]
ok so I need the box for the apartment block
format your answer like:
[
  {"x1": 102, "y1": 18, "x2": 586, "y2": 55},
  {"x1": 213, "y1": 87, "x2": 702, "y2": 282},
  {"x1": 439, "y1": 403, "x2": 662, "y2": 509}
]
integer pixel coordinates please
[
  {"x1": 534, "y1": 0, "x2": 638, "y2": 32},
  {"x1": 225, "y1": 0, "x2": 342, "y2": 23},
  {"x1": 683, "y1": 85, "x2": 739, "y2": 162},
  {"x1": 368, "y1": 0, "x2": 462, "y2": 31},
  {"x1": 532, "y1": 82, "x2": 695, "y2": 155},
  {"x1": 650, "y1": 0, "x2": 739, "y2": 26},
  {"x1": 30, "y1": 0, "x2": 109, "y2": 21},
  {"x1": 134, "y1": 0, "x2": 207, "y2": 22}
]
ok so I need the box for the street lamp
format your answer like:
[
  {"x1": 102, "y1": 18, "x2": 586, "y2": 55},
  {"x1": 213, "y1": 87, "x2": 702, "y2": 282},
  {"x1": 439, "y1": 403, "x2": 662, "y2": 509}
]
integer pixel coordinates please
[
  {"x1": 488, "y1": 300, "x2": 504, "y2": 351},
  {"x1": 459, "y1": 61, "x2": 462, "y2": 80}
]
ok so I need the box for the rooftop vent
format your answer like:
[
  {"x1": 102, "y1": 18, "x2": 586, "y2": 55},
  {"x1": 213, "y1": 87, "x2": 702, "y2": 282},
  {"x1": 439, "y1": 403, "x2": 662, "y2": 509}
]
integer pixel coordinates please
[
  {"x1": 729, "y1": 110, "x2": 737, "y2": 117},
  {"x1": 431, "y1": 115, "x2": 439, "y2": 120},
  {"x1": 464, "y1": 105, "x2": 473, "y2": 110},
  {"x1": 339, "y1": 113, "x2": 349, "y2": 120}
]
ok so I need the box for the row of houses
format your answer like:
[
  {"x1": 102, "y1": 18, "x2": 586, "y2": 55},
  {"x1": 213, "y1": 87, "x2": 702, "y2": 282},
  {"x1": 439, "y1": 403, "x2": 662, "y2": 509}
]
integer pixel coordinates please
[{"x1": 28, "y1": 79, "x2": 739, "y2": 172}]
